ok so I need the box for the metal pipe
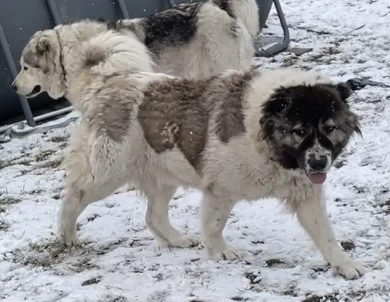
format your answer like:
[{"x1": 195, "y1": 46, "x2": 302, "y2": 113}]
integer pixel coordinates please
[
  {"x1": 117, "y1": 0, "x2": 130, "y2": 19},
  {"x1": 0, "y1": 23, "x2": 36, "y2": 127},
  {"x1": 34, "y1": 106, "x2": 73, "y2": 123},
  {"x1": 0, "y1": 106, "x2": 75, "y2": 138}
]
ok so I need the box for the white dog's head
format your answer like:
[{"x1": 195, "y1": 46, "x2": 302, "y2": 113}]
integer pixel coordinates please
[{"x1": 12, "y1": 29, "x2": 67, "y2": 99}]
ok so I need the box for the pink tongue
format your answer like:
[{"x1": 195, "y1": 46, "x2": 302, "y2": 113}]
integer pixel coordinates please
[{"x1": 309, "y1": 173, "x2": 327, "y2": 184}]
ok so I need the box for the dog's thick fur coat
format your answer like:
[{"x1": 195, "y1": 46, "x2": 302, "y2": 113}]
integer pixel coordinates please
[
  {"x1": 14, "y1": 29, "x2": 365, "y2": 279},
  {"x1": 107, "y1": 0, "x2": 258, "y2": 78},
  {"x1": 58, "y1": 67, "x2": 365, "y2": 280}
]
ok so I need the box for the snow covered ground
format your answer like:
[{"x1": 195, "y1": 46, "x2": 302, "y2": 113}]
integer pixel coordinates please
[{"x1": 1, "y1": 0, "x2": 390, "y2": 301}]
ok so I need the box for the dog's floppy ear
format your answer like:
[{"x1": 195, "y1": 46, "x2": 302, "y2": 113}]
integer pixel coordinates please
[
  {"x1": 258, "y1": 87, "x2": 291, "y2": 141},
  {"x1": 321, "y1": 82, "x2": 353, "y2": 105},
  {"x1": 36, "y1": 37, "x2": 53, "y2": 56},
  {"x1": 334, "y1": 83, "x2": 361, "y2": 135},
  {"x1": 348, "y1": 111, "x2": 362, "y2": 137},
  {"x1": 336, "y1": 82, "x2": 353, "y2": 102}
]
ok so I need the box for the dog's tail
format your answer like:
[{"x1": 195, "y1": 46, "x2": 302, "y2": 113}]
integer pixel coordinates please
[
  {"x1": 211, "y1": 0, "x2": 260, "y2": 38},
  {"x1": 81, "y1": 30, "x2": 155, "y2": 76}
]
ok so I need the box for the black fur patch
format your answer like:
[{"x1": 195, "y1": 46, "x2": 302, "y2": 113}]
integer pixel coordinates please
[
  {"x1": 105, "y1": 3, "x2": 202, "y2": 54},
  {"x1": 102, "y1": 1, "x2": 237, "y2": 55},
  {"x1": 261, "y1": 84, "x2": 360, "y2": 170},
  {"x1": 143, "y1": 2, "x2": 202, "y2": 53}
]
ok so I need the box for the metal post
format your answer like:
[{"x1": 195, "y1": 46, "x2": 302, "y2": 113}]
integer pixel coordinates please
[
  {"x1": 0, "y1": 24, "x2": 36, "y2": 127},
  {"x1": 46, "y1": 0, "x2": 62, "y2": 24},
  {"x1": 117, "y1": 0, "x2": 130, "y2": 19},
  {"x1": 257, "y1": 0, "x2": 290, "y2": 57}
]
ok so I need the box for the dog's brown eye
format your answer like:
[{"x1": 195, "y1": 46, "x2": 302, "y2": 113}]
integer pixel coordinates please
[
  {"x1": 293, "y1": 129, "x2": 306, "y2": 137},
  {"x1": 324, "y1": 125, "x2": 336, "y2": 133}
]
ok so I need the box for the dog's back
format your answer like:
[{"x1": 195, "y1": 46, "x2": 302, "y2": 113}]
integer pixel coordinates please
[{"x1": 104, "y1": 0, "x2": 256, "y2": 79}]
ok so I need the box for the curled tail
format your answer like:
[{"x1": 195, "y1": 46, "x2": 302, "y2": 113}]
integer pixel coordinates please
[{"x1": 81, "y1": 30, "x2": 155, "y2": 76}]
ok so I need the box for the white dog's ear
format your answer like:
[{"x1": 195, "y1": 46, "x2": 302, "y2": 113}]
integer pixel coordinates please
[{"x1": 36, "y1": 37, "x2": 53, "y2": 56}]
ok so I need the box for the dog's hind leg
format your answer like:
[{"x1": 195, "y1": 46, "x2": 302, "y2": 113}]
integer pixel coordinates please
[
  {"x1": 295, "y1": 192, "x2": 366, "y2": 280},
  {"x1": 201, "y1": 192, "x2": 245, "y2": 260},
  {"x1": 58, "y1": 179, "x2": 122, "y2": 246},
  {"x1": 144, "y1": 185, "x2": 199, "y2": 248}
]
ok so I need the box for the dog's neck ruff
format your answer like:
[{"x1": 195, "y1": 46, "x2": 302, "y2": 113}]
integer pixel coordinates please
[{"x1": 55, "y1": 29, "x2": 67, "y2": 87}]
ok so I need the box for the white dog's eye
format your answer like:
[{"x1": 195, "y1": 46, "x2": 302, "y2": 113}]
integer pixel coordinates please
[
  {"x1": 292, "y1": 129, "x2": 306, "y2": 137},
  {"x1": 23, "y1": 66, "x2": 28, "y2": 71}
]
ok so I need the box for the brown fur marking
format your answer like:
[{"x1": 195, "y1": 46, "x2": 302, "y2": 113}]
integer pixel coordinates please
[
  {"x1": 138, "y1": 78, "x2": 211, "y2": 169},
  {"x1": 84, "y1": 48, "x2": 106, "y2": 67},
  {"x1": 138, "y1": 71, "x2": 255, "y2": 169},
  {"x1": 213, "y1": 71, "x2": 255, "y2": 143},
  {"x1": 87, "y1": 77, "x2": 135, "y2": 142},
  {"x1": 23, "y1": 50, "x2": 41, "y2": 69}
]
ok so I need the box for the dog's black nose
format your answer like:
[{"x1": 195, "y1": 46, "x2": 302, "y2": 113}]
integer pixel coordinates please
[
  {"x1": 308, "y1": 155, "x2": 328, "y2": 171},
  {"x1": 11, "y1": 81, "x2": 17, "y2": 91}
]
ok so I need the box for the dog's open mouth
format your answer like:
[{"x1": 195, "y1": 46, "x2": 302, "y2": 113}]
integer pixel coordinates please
[
  {"x1": 308, "y1": 172, "x2": 327, "y2": 184},
  {"x1": 26, "y1": 85, "x2": 41, "y2": 98}
]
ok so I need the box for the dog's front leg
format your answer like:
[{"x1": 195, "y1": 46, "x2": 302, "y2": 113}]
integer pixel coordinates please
[
  {"x1": 201, "y1": 192, "x2": 244, "y2": 260},
  {"x1": 295, "y1": 191, "x2": 366, "y2": 279}
]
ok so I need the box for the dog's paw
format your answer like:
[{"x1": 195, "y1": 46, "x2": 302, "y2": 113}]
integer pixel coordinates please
[
  {"x1": 59, "y1": 232, "x2": 80, "y2": 247},
  {"x1": 161, "y1": 235, "x2": 200, "y2": 248},
  {"x1": 336, "y1": 260, "x2": 366, "y2": 280},
  {"x1": 208, "y1": 246, "x2": 248, "y2": 261}
]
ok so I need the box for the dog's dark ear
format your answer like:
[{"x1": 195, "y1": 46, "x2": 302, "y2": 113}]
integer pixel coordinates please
[
  {"x1": 347, "y1": 111, "x2": 362, "y2": 137},
  {"x1": 259, "y1": 88, "x2": 291, "y2": 141},
  {"x1": 354, "y1": 123, "x2": 362, "y2": 137},
  {"x1": 36, "y1": 37, "x2": 52, "y2": 56},
  {"x1": 337, "y1": 83, "x2": 360, "y2": 135},
  {"x1": 263, "y1": 87, "x2": 291, "y2": 116},
  {"x1": 336, "y1": 82, "x2": 353, "y2": 102}
]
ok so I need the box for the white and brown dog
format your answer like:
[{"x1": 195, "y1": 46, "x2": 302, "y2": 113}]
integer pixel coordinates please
[{"x1": 13, "y1": 29, "x2": 365, "y2": 280}]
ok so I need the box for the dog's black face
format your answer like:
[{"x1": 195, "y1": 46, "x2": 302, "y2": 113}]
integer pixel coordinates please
[{"x1": 260, "y1": 83, "x2": 361, "y2": 184}]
